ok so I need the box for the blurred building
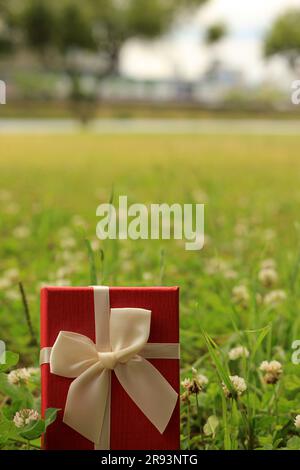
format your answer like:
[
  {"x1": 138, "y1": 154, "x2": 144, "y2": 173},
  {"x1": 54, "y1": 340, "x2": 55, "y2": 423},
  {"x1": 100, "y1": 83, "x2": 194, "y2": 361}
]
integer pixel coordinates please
[{"x1": 194, "y1": 61, "x2": 244, "y2": 105}]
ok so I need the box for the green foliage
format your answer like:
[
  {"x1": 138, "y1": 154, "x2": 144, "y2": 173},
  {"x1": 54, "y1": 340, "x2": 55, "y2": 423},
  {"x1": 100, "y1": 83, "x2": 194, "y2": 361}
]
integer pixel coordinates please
[
  {"x1": 286, "y1": 436, "x2": 300, "y2": 450},
  {"x1": 205, "y1": 22, "x2": 227, "y2": 44},
  {"x1": 58, "y1": 4, "x2": 96, "y2": 53},
  {"x1": 0, "y1": 352, "x2": 19, "y2": 373},
  {"x1": 45, "y1": 408, "x2": 60, "y2": 428},
  {"x1": 2, "y1": 0, "x2": 209, "y2": 67},
  {"x1": 22, "y1": 0, "x2": 56, "y2": 55},
  {"x1": 19, "y1": 419, "x2": 45, "y2": 441},
  {"x1": 0, "y1": 352, "x2": 59, "y2": 449},
  {"x1": 264, "y1": 8, "x2": 300, "y2": 70},
  {"x1": 85, "y1": 239, "x2": 98, "y2": 285},
  {"x1": 203, "y1": 415, "x2": 219, "y2": 437},
  {"x1": 126, "y1": 0, "x2": 173, "y2": 38}
]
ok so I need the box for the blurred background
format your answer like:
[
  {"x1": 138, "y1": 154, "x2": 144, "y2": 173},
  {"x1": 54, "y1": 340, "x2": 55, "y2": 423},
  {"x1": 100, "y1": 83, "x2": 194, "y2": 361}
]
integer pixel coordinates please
[{"x1": 1, "y1": 0, "x2": 300, "y2": 123}]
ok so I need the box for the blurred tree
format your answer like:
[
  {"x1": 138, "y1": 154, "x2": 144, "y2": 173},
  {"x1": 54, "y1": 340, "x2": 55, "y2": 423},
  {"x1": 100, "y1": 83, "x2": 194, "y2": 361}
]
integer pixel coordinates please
[
  {"x1": 88, "y1": 0, "x2": 208, "y2": 77},
  {"x1": 205, "y1": 22, "x2": 227, "y2": 45},
  {"x1": 0, "y1": 1, "x2": 16, "y2": 56},
  {"x1": 1, "y1": 0, "x2": 210, "y2": 121},
  {"x1": 16, "y1": 0, "x2": 209, "y2": 76},
  {"x1": 58, "y1": 4, "x2": 96, "y2": 53},
  {"x1": 265, "y1": 8, "x2": 300, "y2": 72},
  {"x1": 22, "y1": 0, "x2": 56, "y2": 58},
  {"x1": 57, "y1": 3, "x2": 98, "y2": 123}
]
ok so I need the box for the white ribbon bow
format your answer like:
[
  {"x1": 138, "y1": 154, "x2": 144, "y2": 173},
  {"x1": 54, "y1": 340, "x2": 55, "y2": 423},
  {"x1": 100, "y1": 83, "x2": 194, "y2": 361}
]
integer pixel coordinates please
[{"x1": 48, "y1": 305, "x2": 178, "y2": 449}]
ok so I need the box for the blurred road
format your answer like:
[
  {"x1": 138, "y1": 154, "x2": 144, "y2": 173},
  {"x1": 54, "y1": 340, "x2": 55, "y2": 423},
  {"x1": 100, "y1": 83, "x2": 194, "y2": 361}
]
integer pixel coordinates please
[{"x1": 0, "y1": 118, "x2": 300, "y2": 135}]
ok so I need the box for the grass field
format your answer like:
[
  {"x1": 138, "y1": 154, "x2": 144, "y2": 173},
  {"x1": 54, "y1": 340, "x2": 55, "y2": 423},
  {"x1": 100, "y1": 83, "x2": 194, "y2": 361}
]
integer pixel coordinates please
[{"x1": 1, "y1": 132, "x2": 300, "y2": 449}]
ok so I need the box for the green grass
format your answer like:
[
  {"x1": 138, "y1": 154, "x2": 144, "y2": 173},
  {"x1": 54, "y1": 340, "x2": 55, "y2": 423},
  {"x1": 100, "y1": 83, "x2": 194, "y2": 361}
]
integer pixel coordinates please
[{"x1": 1, "y1": 132, "x2": 300, "y2": 449}]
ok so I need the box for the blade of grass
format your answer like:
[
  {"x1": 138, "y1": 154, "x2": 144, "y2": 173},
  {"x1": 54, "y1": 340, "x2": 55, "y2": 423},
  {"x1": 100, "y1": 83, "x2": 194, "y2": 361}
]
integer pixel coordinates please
[
  {"x1": 266, "y1": 323, "x2": 272, "y2": 361},
  {"x1": 251, "y1": 323, "x2": 271, "y2": 359},
  {"x1": 99, "y1": 248, "x2": 105, "y2": 284},
  {"x1": 159, "y1": 248, "x2": 165, "y2": 285},
  {"x1": 221, "y1": 393, "x2": 231, "y2": 450},
  {"x1": 18, "y1": 282, "x2": 38, "y2": 347},
  {"x1": 85, "y1": 239, "x2": 98, "y2": 285},
  {"x1": 200, "y1": 327, "x2": 234, "y2": 394}
]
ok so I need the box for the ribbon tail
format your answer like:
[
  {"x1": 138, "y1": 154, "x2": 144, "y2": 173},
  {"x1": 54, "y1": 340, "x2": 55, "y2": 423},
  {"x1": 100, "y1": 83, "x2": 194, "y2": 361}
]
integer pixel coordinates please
[
  {"x1": 63, "y1": 363, "x2": 110, "y2": 445},
  {"x1": 114, "y1": 358, "x2": 178, "y2": 434},
  {"x1": 94, "y1": 370, "x2": 111, "y2": 450}
]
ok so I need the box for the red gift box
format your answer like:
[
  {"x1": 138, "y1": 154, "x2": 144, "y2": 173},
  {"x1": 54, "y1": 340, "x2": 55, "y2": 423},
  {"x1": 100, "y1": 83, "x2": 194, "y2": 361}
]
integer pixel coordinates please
[{"x1": 40, "y1": 286, "x2": 180, "y2": 450}]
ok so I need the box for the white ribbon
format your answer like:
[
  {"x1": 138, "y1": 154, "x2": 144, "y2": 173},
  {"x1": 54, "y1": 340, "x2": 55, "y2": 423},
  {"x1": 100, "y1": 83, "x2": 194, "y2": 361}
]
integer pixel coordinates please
[{"x1": 40, "y1": 286, "x2": 179, "y2": 449}]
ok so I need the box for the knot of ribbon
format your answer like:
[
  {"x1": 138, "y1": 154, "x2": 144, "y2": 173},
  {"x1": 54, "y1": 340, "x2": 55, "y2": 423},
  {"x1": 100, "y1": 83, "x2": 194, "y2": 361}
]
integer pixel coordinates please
[
  {"x1": 44, "y1": 287, "x2": 179, "y2": 449},
  {"x1": 97, "y1": 351, "x2": 119, "y2": 369}
]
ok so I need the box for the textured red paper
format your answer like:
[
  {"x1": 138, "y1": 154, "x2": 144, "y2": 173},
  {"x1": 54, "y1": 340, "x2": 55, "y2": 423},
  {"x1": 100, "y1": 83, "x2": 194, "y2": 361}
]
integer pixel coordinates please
[{"x1": 40, "y1": 286, "x2": 180, "y2": 450}]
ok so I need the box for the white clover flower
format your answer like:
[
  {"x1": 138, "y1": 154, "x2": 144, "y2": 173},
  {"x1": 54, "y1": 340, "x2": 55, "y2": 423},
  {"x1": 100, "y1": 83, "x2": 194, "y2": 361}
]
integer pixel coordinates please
[
  {"x1": 0, "y1": 277, "x2": 12, "y2": 290},
  {"x1": 13, "y1": 226, "x2": 30, "y2": 239},
  {"x1": 181, "y1": 378, "x2": 193, "y2": 390},
  {"x1": 228, "y1": 346, "x2": 249, "y2": 361},
  {"x1": 56, "y1": 250, "x2": 84, "y2": 263},
  {"x1": 60, "y1": 237, "x2": 76, "y2": 249},
  {"x1": 261, "y1": 259, "x2": 276, "y2": 270},
  {"x1": 259, "y1": 360, "x2": 283, "y2": 384},
  {"x1": 294, "y1": 415, "x2": 300, "y2": 429},
  {"x1": 55, "y1": 279, "x2": 71, "y2": 287},
  {"x1": 263, "y1": 229, "x2": 276, "y2": 241},
  {"x1": 259, "y1": 360, "x2": 282, "y2": 374},
  {"x1": 192, "y1": 368, "x2": 209, "y2": 388},
  {"x1": 8, "y1": 367, "x2": 36, "y2": 386},
  {"x1": 142, "y1": 272, "x2": 153, "y2": 281},
  {"x1": 181, "y1": 369, "x2": 208, "y2": 395},
  {"x1": 58, "y1": 227, "x2": 73, "y2": 238},
  {"x1": 192, "y1": 189, "x2": 209, "y2": 203},
  {"x1": 197, "y1": 374, "x2": 209, "y2": 387},
  {"x1": 222, "y1": 375, "x2": 247, "y2": 398},
  {"x1": 27, "y1": 367, "x2": 40, "y2": 376},
  {"x1": 223, "y1": 269, "x2": 238, "y2": 280},
  {"x1": 204, "y1": 258, "x2": 236, "y2": 279},
  {"x1": 4, "y1": 268, "x2": 20, "y2": 281},
  {"x1": 263, "y1": 289, "x2": 286, "y2": 306},
  {"x1": 234, "y1": 222, "x2": 248, "y2": 237},
  {"x1": 13, "y1": 409, "x2": 40, "y2": 428},
  {"x1": 0, "y1": 268, "x2": 20, "y2": 291},
  {"x1": 258, "y1": 267, "x2": 278, "y2": 288},
  {"x1": 5, "y1": 289, "x2": 19, "y2": 301},
  {"x1": 56, "y1": 266, "x2": 74, "y2": 278},
  {"x1": 71, "y1": 215, "x2": 88, "y2": 229},
  {"x1": 232, "y1": 285, "x2": 250, "y2": 308},
  {"x1": 90, "y1": 239, "x2": 100, "y2": 251},
  {"x1": 204, "y1": 258, "x2": 229, "y2": 276}
]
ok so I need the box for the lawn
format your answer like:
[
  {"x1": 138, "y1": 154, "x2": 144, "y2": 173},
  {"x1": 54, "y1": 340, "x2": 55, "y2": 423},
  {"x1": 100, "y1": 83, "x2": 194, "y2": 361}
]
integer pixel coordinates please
[{"x1": 1, "y1": 132, "x2": 300, "y2": 449}]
